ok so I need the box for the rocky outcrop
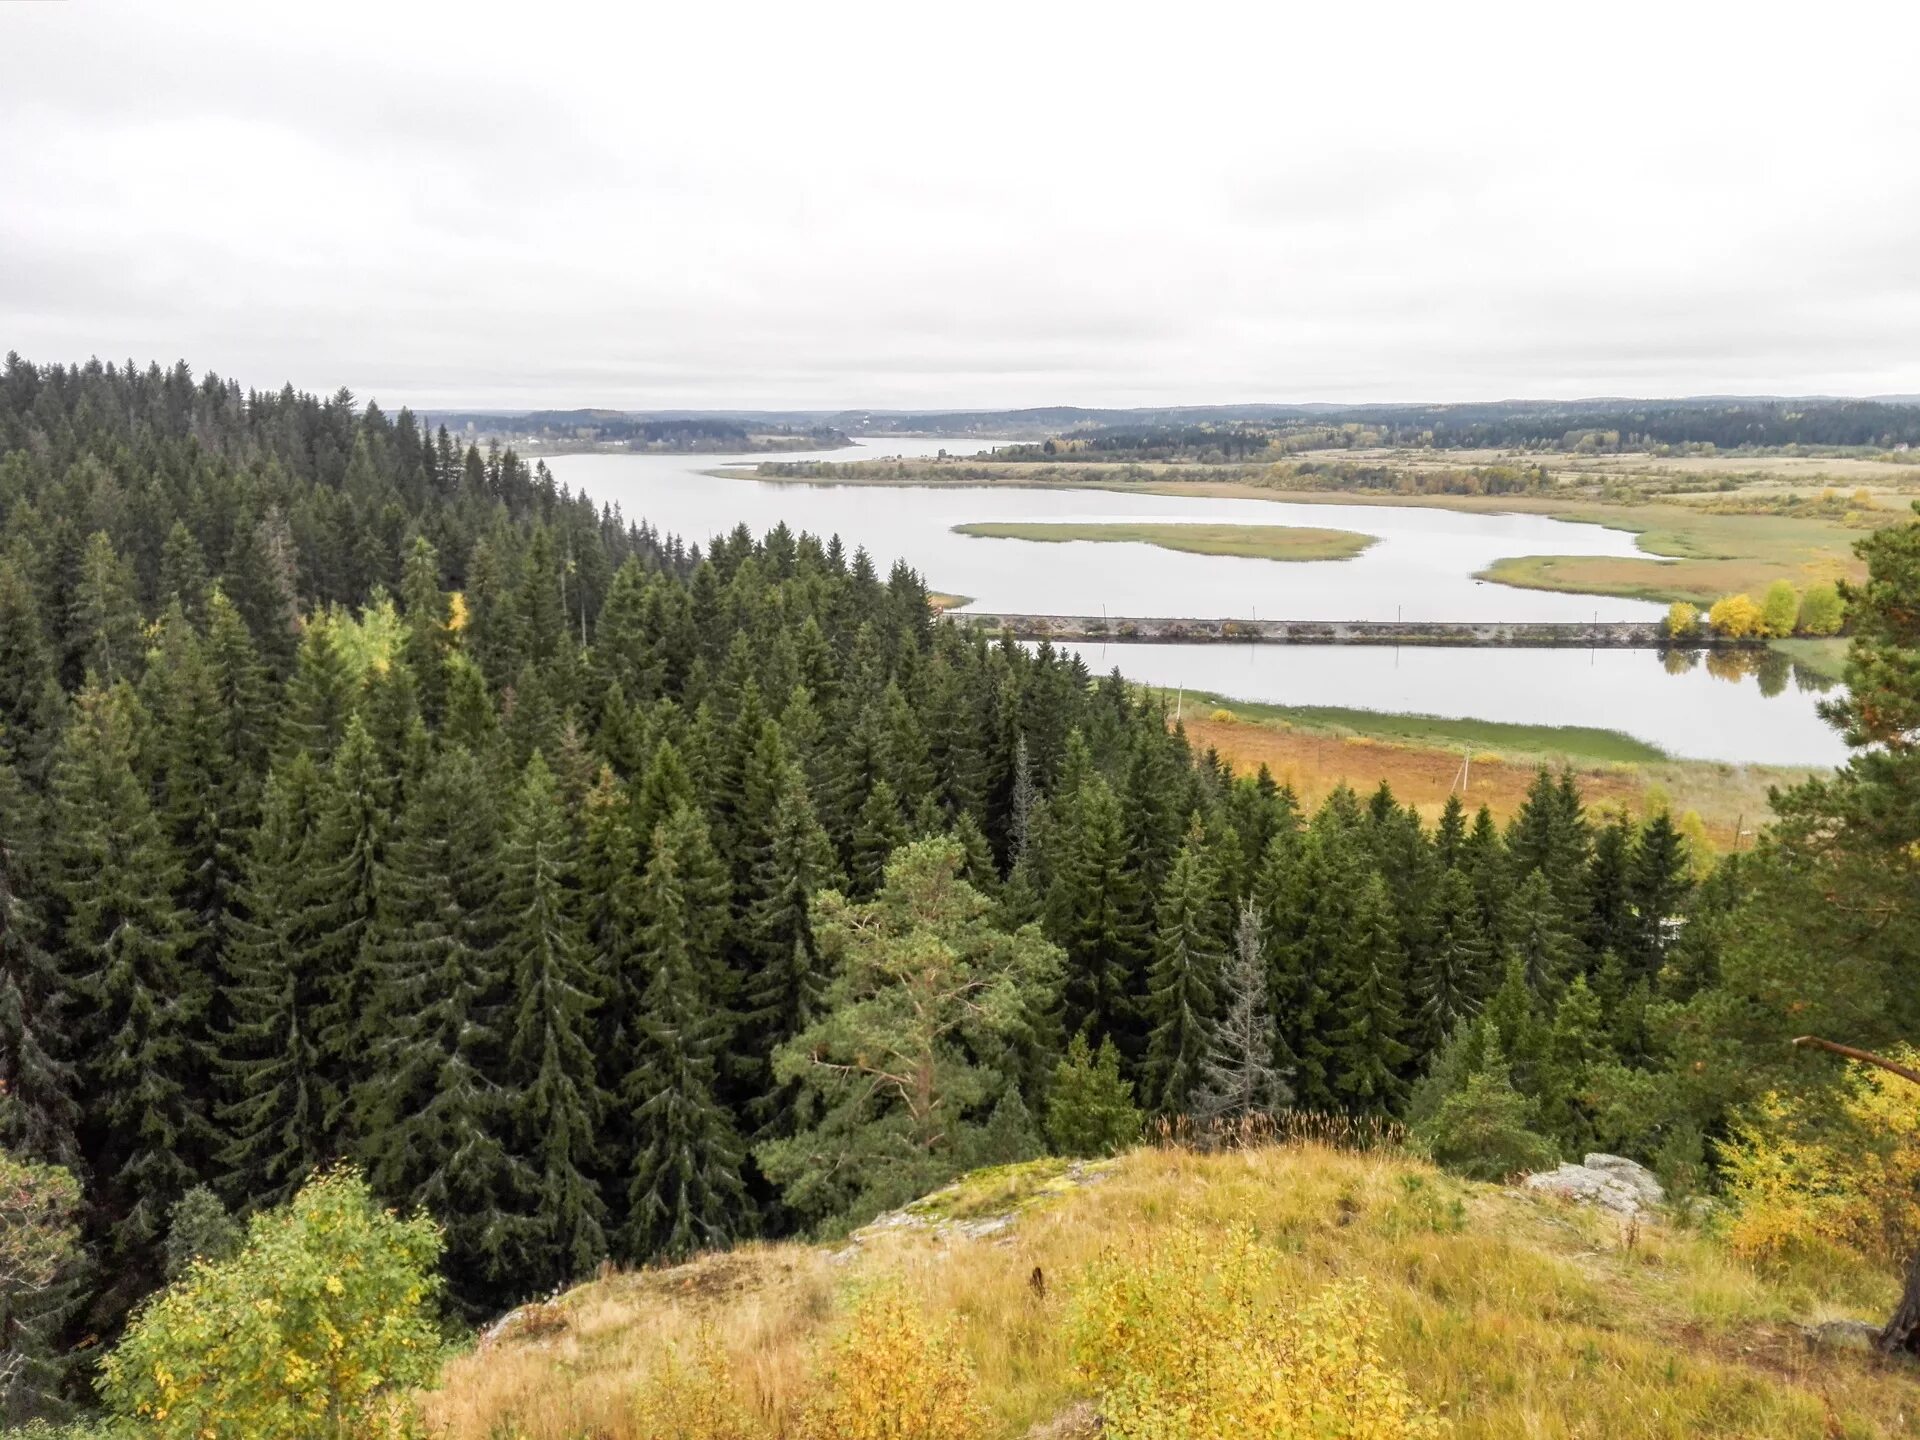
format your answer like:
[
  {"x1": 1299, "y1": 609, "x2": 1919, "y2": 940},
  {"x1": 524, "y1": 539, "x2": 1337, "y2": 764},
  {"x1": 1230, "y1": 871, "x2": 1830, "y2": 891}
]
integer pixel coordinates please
[
  {"x1": 1801, "y1": 1319, "x2": 1883, "y2": 1353},
  {"x1": 1523, "y1": 1153, "x2": 1665, "y2": 1219}
]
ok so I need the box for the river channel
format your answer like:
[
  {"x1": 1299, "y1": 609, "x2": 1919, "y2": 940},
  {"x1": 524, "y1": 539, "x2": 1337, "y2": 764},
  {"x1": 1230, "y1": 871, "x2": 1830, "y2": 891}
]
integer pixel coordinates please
[{"x1": 537, "y1": 440, "x2": 1845, "y2": 767}]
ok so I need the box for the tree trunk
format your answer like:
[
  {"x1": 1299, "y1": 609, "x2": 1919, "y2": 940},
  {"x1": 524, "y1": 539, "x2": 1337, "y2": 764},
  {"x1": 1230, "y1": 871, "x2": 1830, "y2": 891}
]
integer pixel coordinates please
[{"x1": 1881, "y1": 1245, "x2": 1920, "y2": 1357}]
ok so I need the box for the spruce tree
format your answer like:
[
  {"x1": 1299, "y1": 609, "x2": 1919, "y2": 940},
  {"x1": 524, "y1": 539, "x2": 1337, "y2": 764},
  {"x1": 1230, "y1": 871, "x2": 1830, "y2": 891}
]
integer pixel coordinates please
[
  {"x1": 218, "y1": 756, "x2": 331, "y2": 1210},
  {"x1": 1328, "y1": 873, "x2": 1413, "y2": 1114},
  {"x1": 849, "y1": 777, "x2": 908, "y2": 897},
  {"x1": 740, "y1": 760, "x2": 838, "y2": 1139},
  {"x1": 497, "y1": 753, "x2": 606, "y2": 1290},
  {"x1": 1254, "y1": 830, "x2": 1335, "y2": 1110},
  {"x1": 1625, "y1": 809, "x2": 1692, "y2": 981},
  {"x1": 304, "y1": 716, "x2": 391, "y2": 1133},
  {"x1": 1537, "y1": 975, "x2": 1606, "y2": 1152},
  {"x1": 1409, "y1": 867, "x2": 1495, "y2": 1056},
  {"x1": 1504, "y1": 869, "x2": 1581, "y2": 997},
  {"x1": 1043, "y1": 774, "x2": 1150, "y2": 1063},
  {"x1": 278, "y1": 619, "x2": 356, "y2": 762},
  {"x1": 0, "y1": 761, "x2": 78, "y2": 1169},
  {"x1": 67, "y1": 531, "x2": 144, "y2": 686},
  {"x1": 50, "y1": 683, "x2": 204, "y2": 1257},
  {"x1": 348, "y1": 744, "x2": 519, "y2": 1310},
  {"x1": 1142, "y1": 823, "x2": 1226, "y2": 1115},
  {"x1": 619, "y1": 806, "x2": 750, "y2": 1262},
  {"x1": 0, "y1": 559, "x2": 62, "y2": 779}
]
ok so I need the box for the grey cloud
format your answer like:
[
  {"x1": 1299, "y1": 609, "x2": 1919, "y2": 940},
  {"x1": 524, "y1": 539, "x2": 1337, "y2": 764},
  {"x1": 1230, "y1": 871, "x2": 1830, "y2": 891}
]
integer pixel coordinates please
[{"x1": 3, "y1": 0, "x2": 1918, "y2": 409}]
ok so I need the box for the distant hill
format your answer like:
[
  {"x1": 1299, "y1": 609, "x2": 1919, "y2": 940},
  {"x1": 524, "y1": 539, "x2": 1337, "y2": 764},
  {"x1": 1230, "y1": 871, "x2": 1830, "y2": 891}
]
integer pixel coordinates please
[{"x1": 422, "y1": 409, "x2": 849, "y2": 453}]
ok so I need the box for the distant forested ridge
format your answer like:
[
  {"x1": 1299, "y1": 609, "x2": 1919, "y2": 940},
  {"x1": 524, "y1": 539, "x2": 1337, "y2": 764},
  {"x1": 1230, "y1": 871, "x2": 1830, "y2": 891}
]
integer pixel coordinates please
[
  {"x1": 967, "y1": 399, "x2": 1920, "y2": 457},
  {"x1": 4, "y1": 353, "x2": 1916, "y2": 1417},
  {"x1": 422, "y1": 408, "x2": 849, "y2": 453}
]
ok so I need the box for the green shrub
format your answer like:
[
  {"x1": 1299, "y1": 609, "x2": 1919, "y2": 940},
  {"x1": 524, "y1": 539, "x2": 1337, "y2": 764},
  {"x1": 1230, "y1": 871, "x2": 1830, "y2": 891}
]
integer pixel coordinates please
[{"x1": 102, "y1": 1167, "x2": 442, "y2": 1440}]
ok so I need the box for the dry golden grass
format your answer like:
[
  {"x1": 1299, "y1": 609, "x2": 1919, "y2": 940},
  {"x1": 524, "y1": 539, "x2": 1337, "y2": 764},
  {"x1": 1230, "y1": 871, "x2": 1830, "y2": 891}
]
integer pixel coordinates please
[
  {"x1": 1176, "y1": 711, "x2": 1803, "y2": 852},
  {"x1": 418, "y1": 1145, "x2": 1912, "y2": 1440}
]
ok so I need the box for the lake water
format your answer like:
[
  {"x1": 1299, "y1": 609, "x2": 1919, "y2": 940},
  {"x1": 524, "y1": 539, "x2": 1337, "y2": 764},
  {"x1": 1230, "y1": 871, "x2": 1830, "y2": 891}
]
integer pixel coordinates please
[
  {"x1": 539, "y1": 441, "x2": 1846, "y2": 767},
  {"x1": 1052, "y1": 641, "x2": 1848, "y2": 768}
]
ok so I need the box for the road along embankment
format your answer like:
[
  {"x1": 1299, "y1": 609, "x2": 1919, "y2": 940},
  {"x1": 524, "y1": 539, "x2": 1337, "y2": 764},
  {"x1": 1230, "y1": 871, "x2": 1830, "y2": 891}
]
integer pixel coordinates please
[{"x1": 947, "y1": 614, "x2": 1756, "y2": 648}]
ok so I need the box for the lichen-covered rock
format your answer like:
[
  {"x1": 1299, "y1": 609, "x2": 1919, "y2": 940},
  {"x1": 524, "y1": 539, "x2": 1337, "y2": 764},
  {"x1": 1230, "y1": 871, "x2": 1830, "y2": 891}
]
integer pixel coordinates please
[
  {"x1": 1802, "y1": 1319, "x2": 1882, "y2": 1353},
  {"x1": 1523, "y1": 1153, "x2": 1665, "y2": 1218}
]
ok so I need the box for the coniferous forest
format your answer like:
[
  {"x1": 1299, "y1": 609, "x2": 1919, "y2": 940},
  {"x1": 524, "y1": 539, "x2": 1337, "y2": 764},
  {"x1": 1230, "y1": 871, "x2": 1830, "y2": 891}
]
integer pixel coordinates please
[{"x1": 4, "y1": 356, "x2": 1919, "y2": 1418}]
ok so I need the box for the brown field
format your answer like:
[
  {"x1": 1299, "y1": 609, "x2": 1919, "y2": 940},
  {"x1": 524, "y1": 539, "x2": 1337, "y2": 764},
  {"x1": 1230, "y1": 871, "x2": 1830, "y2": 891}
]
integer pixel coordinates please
[{"x1": 1178, "y1": 711, "x2": 1801, "y2": 850}]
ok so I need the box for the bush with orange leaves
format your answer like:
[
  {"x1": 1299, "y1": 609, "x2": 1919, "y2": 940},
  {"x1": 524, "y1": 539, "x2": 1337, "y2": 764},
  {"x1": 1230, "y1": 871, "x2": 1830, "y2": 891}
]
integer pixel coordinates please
[
  {"x1": 795, "y1": 1288, "x2": 986, "y2": 1440},
  {"x1": 1067, "y1": 1221, "x2": 1445, "y2": 1440},
  {"x1": 1719, "y1": 1047, "x2": 1920, "y2": 1270}
]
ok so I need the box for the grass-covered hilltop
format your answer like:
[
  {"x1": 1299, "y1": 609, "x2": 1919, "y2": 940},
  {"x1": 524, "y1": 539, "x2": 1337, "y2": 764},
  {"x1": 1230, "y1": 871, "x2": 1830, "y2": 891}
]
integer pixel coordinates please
[{"x1": 2, "y1": 357, "x2": 1919, "y2": 1437}]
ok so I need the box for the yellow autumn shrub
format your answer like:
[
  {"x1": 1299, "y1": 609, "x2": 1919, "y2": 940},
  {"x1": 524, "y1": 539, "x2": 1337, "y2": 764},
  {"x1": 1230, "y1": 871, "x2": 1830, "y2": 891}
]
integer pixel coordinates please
[
  {"x1": 633, "y1": 1326, "x2": 765, "y2": 1440},
  {"x1": 1707, "y1": 593, "x2": 1766, "y2": 639},
  {"x1": 796, "y1": 1288, "x2": 985, "y2": 1440},
  {"x1": 1067, "y1": 1220, "x2": 1446, "y2": 1440},
  {"x1": 1720, "y1": 1048, "x2": 1920, "y2": 1269}
]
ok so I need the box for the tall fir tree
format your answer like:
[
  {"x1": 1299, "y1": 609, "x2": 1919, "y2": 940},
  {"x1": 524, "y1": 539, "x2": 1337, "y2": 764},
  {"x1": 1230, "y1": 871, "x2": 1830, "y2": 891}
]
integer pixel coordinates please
[
  {"x1": 347, "y1": 743, "x2": 519, "y2": 1311},
  {"x1": 497, "y1": 752, "x2": 607, "y2": 1291},
  {"x1": 1142, "y1": 822, "x2": 1226, "y2": 1115},
  {"x1": 217, "y1": 754, "x2": 331, "y2": 1211},
  {"x1": 619, "y1": 805, "x2": 751, "y2": 1262},
  {"x1": 50, "y1": 684, "x2": 204, "y2": 1264},
  {"x1": 1409, "y1": 867, "x2": 1495, "y2": 1056},
  {"x1": 1327, "y1": 873, "x2": 1413, "y2": 1115},
  {"x1": 0, "y1": 760, "x2": 79, "y2": 1169},
  {"x1": 1043, "y1": 773, "x2": 1150, "y2": 1062}
]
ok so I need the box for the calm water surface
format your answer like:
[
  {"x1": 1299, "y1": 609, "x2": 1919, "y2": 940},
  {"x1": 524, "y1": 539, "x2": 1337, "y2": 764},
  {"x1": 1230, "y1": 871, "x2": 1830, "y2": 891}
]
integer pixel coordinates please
[
  {"x1": 1052, "y1": 642, "x2": 1847, "y2": 768},
  {"x1": 539, "y1": 443, "x2": 1843, "y2": 767}
]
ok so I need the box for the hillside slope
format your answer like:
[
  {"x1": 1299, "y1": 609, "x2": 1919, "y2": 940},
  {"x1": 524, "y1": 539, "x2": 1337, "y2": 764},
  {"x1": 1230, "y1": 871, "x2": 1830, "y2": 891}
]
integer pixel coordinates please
[{"x1": 421, "y1": 1144, "x2": 1912, "y2": 1439}]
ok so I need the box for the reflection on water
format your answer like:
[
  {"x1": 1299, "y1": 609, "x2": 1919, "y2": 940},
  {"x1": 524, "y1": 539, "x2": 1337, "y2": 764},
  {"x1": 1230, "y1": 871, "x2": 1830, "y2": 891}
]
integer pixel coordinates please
[
  {"x1": 1046, "y1": 642, "x2": 1847, "y2": 768},
  {"x1": 1663, "y1": 646, "x2": 1839, "y2": 700}
]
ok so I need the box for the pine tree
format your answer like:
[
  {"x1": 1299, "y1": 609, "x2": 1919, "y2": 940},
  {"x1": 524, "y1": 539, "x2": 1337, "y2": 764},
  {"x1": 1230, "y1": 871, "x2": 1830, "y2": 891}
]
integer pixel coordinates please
[
  {"x1": 1142, "y1": 823, "x2": 1226, "y2": 1115},
  {"x1": 760, "y1": 839, "x2": 1061, "y2": 1221},
  {"x1": 619, "y1": 806, "x2": 750, "y2": 1263},
  {"x1": 1192, "y1": 900, "x2": 1290, "y2": 1121},
  {"x1": 50, "y1": 684, "x2": 204, "y2": 1258},
  {"x1": 497, "y1": 753, "x2": 606, "y2": 1290}
]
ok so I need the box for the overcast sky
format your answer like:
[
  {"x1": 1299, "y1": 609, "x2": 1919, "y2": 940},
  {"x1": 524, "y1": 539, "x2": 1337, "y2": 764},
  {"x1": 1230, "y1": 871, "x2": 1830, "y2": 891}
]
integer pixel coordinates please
[{"x1": 5, "y1": 1, "x2": 1918, "y2": 411}]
